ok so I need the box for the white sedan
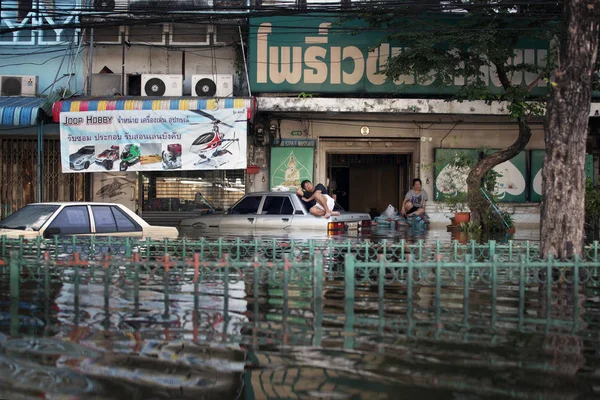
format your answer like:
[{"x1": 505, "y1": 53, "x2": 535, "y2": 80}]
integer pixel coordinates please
[{"x1": 0, "y1": 202, "x2": 178, "y2": 239}]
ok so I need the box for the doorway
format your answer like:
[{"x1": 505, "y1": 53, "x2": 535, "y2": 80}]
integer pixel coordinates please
[{"x1": 327, "y1": 153, "x2": 411, "y2": 215}]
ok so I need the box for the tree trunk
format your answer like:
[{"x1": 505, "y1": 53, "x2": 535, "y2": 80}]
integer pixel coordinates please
[
  {"x1": 540, "y1": 0, "x2": 600, "y2": 259},
  {"x1": 466, "y1": 120, "x2": 532, "y2": 228}
]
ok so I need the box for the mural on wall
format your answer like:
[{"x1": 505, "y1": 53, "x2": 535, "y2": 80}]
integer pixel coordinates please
[
  {"x1": 60, "y1": 109, "x2": 248, "y2": 173},
  {"x1": 270, "y1": 147, "x2": 313, "y2": 192},
  {"x1": 530, "y1": 150, "x2": 593, "y2": 202},
  {"x1": 434, "y1": 148, "x2": 528, "y2": 202},
  {"x1": 93, "y1": 172, "x2": 137, "y2": 212}
]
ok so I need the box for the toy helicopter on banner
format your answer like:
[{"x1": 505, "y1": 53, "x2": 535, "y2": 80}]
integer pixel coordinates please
[{"x1": 188, "y1": 110, "x2": 240, "y2": 168}]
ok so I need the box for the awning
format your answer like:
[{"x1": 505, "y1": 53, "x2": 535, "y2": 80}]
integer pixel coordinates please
[
  {"x1": 52, "y1": 96, "x2": 255, "y2": 122},
  {"x1": 0, "y1": 97, "x2": 44, "y2": 126}
]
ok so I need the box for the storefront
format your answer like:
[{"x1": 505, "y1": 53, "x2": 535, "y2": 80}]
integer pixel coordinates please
[
  {"x1": 0, "y1": 97, "x2": 91, "y2": 219},
  {"x1": 52, "y1": 96, "x2": 254, "y2": 226}
]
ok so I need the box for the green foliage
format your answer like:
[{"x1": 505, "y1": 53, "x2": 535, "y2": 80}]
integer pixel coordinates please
[
  {"x1": 460, "y1": 220, "x2": 482, "y2": 234},
  {"x1": 298, "y1": 92, "x2": 313, "y2": 99},
  {"x1": 585, "y1": 180, "x2": 600, "y2": 226}
]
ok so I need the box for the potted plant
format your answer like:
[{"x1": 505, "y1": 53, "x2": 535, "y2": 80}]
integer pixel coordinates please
[{"x1": 444, "y1": 191, "x2": 470, "y2": 225}]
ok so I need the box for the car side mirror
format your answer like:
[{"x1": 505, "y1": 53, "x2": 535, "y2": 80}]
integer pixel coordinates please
[{"x1": 44, "y1": 227, "x2": 61, "y2": 238}]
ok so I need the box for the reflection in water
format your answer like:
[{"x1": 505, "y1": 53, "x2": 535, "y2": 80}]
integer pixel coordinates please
[{"x1": 2, "y1": 238, "x2": 600, "y2": 399}]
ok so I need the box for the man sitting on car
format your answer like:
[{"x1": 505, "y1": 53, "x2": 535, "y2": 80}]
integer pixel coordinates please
[{"x1": 297, "y1": 180, "x2": 340, "y2": 219}]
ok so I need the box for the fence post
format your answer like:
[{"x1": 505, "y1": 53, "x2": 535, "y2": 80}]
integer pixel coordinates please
[
  {"x1": 344, "y1": 254, "x2": 355, "y2": 350},
  {"x1": 573, "y1": 254, "x2": 580, "y2": 331},
  {"x1": 378, "y1": 255, "x2": 385, "y2": 335},
  {"x1": 345, "y1": 253, "x2": 355, "y2": 301},
  {"x1": 518, "y1": 254, "x2": 525, "y2": 332},
  {"x1": 546, "y1": 254, "x2": 553, "y2": 333},
  {"x1": 9, "y1": 252, "x2": 19, "y2": 299},
  {"x1": 491, "y1": 254, "x2": 498, "y2": 331},
  {"x1": 407, "y1": 254, "x2": 414, "y2": 336},
  {"x1": 313, "y1": 254, "x2": 323, "y2": 348},
  {"x1": 489, "y1": 240, "x2": 496, "y2": 260},
  {"x1": 435, "y1": 254, "x2": 442, "y2": 332},
  {"x1": 463, "y1": 255, "x2": 470, "y2": 328}
]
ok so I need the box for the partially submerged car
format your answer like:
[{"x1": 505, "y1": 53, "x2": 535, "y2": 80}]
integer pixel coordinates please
[
  {"x1": 0, "y1": 202, "x2": 178, "y2": 239},
  {"x1": 95, "y1": 145, "x2": 120, "y2": 170},
  {"x1": 69, "y1": 146, "x2": 95, "y2": 171},
  {"x1": 179, "y1": 191, "x2": 372, "y2": 236}
]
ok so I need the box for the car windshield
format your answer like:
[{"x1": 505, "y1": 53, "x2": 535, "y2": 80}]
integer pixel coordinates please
[{"x1": 0, "y1": 204, "x2": 60, "y2": 231}]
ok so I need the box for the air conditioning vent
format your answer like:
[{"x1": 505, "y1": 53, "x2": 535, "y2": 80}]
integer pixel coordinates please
[
  {"x1": 191, "y1": 74, "x2": 233, "y2": 97},
  {"x1": 141, "y1": 74, "x2": 183, "y2": 97},
  {"x1": 0, "y1": 75, "x2": 37, "y2": 96}
]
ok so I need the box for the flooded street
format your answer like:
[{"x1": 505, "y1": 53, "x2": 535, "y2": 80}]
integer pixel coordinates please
[{"x1": 3, "y1": 230, "x2": 600, "y2": 399}]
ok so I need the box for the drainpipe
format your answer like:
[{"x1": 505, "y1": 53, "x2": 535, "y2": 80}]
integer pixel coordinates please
[
  {"x1": 37, "y1": 120, "x2": 44, "y2": 202},
  {"x1": 87, "y1": 27, "x2": 94, "y2": 96}
]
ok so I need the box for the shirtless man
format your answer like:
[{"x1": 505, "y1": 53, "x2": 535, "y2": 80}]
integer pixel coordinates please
[{"x1": 296, "y1": 180, "x2": 340, "y2": 218}]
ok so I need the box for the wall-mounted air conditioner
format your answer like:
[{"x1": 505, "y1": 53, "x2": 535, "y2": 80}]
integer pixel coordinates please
[
  {"x1": 141, "y1": 74, "x2": 183, "y2": 97},
  {"x1": 191, "y1": 74, "x2": 233, "y2": 97},
  {"x1": 92, "y1": 0, "x2": 128, "y2": 12},
  {"x1": 0, "y1": 75, "x2": 37, "y2": 96}
]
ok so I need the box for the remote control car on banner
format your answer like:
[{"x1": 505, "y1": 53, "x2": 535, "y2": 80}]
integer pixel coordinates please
[
  {"x1": 120, "y1": 144, "x2": 141, "y2": 171},
  {"x1": 189, "y1": 110, "x2": 239, "y2": 168},
  {"x1": 95, "y1": 145, "x2": 120, "y2": 170},
  {"x1": 69, "y1": 146, "x2": 95, "y2": 171},
  {"x1": 162, "y1": 143, "x2": 182, "y2": 170}
]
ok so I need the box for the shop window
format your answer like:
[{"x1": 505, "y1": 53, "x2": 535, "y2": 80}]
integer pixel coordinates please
[{"x1": 142, "y1": 170, "x2": 245, "y2": 213}]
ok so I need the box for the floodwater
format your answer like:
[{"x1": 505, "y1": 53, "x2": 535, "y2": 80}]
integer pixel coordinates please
[{"x1": 5, "y1": 226, "x2": 600, "y2": 400}]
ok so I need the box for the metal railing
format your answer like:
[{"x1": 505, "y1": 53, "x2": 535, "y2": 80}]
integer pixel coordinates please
[
  {"x1": 1, "y1": 251, "x2": 598, "y2": 345},
  {"x1": 6, "y1": 235, "x2": 600, "y2": 262}
]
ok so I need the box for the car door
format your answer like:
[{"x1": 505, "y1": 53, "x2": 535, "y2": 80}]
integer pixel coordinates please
[
  {"x1": 255, "y1": 195, "x2": 294, "y2": 231},
  {"x1": 218, "y1": 195, "x2": 263, "y2": 232},
  {"x1": 91, "y1": 205, "x2": 144, "y2": 238}
]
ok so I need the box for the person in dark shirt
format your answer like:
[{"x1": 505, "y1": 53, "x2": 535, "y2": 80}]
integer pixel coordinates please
[{"x1": 296, "y1": 179, "x2": 340, "y2": 218}]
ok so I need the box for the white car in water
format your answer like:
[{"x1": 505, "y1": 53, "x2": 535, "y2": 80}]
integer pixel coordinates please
[
  {"x1": 0, "y1": 202, "x2": 178, "y2": 239},
  {"x1": 179, "y1": 191, "x2": 372, "y2": 236}
]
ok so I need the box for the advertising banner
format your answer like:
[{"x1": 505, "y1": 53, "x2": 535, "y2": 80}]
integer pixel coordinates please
[{"x1": 60, "y1": 109, "x2": 247, "y2": 173}]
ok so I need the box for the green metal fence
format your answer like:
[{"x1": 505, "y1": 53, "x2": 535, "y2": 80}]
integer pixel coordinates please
[
  {"x1": 6, "y1": 235, "x2": 600, "y2": 262},
  {"x1": 1, "y1": 250, "x2": 598, "y2": 346}
]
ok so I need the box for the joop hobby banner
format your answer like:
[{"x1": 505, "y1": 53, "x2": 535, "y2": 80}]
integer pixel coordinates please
[{"x1": 60, "y1": 109, "x2": 247, "y2": 173}]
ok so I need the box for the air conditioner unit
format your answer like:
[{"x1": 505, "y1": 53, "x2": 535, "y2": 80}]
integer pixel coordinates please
[
  {"x1": 191, "y1": 74, "x2": 233, "y2": 97},
  {"x1": 141, "y1": 74, "x2": 183, "y2": 97},
  {"x1": 92, "y1": 0, "x2": 128, "y2": 12},
  {"x1": 91, "y1": 73, "x2": 122, "y2": 96},
  {"x1": 0, "y1": 75, "x2": 37, "y2": 96}
]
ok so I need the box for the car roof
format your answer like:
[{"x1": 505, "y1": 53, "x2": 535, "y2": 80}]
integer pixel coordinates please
[
  {"x1": 246, "y1": 191, "x2": 299, "y2": 195},
  {"x1": 26, "y1": 202, "x2": 130, "y2": 207}
]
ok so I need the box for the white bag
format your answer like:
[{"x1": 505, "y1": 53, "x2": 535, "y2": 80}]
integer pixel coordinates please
[{"x1": 382, "y1": 204, "x2": 397, "y2": 218}]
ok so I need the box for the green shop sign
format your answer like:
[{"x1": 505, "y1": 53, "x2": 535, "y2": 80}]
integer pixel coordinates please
[{"x1": 249, "y1": 15, "x2": 550, "y2": 95}]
